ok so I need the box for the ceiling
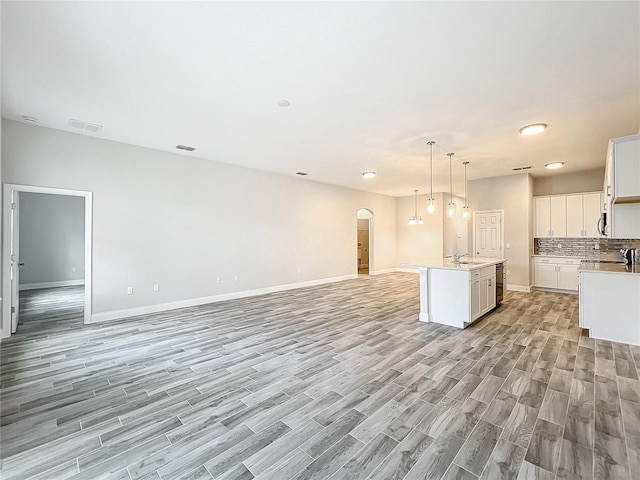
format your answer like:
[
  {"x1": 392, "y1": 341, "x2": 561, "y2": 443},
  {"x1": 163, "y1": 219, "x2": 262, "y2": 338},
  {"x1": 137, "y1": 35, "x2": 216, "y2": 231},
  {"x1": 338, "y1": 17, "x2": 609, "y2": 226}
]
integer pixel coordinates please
[{"x1": 2, "y1": 1, "x2": 639, "y2": 197}]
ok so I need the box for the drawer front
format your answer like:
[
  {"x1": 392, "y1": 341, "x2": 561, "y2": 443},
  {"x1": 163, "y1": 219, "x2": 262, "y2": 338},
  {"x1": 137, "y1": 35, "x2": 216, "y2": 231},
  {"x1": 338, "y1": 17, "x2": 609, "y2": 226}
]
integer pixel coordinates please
[{"x1": 472, "y1": 265, "x2": 496, "y2": 280}]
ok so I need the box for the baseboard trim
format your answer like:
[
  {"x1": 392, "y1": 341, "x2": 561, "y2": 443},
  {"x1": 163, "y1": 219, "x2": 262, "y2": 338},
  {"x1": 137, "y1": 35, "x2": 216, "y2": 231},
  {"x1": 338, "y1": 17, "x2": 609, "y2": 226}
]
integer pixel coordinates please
[
  {"x1": 19, "y1": 280, "x2": 85, "y2": 291},
  {"x1": 532, "y1": 286, "x2": 578, "y2": 295},
  {"x1": 90, "y1": 274, "x2": 359, "y2": 324},
  {"x1": 369, "y1": 268, "x2": 401, "y2": 275},
  {"x1": 396, "y1": 267, "x2": 419, "y2": 274},
  {"x1": 507, "y1": 284, "x2": 532, "y2": 293}
]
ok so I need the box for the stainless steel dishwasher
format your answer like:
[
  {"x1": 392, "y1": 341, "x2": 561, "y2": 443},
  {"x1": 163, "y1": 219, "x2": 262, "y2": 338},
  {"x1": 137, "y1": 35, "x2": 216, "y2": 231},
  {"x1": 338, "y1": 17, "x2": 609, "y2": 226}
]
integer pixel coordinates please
[{"x1": 496, "y1": 263, "x2": 504, "y2": 305}]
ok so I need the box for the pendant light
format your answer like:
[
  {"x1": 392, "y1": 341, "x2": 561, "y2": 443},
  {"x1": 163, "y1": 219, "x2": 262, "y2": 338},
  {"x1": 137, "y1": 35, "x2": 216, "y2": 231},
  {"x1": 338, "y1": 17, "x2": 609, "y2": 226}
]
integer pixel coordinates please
[
  {"x1": 462, "y1": 161, "x2": 471, "y2": 220},
  {"x1": 408, "y1": 190, "x2": 424, "y2": 225},
  {"x1": 426, "y1": 141, "x2": 438, "y2": 215},
  {"x1": 446, "y1": 152, "x2": 457, "y2": 218}
]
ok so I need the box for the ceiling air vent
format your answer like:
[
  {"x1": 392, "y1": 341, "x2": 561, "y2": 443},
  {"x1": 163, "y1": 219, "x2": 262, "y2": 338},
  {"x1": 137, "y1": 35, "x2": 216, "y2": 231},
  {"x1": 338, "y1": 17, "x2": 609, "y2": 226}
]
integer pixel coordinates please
[
  {"x1": 176, "y1": 145, "x2": 196, "y2": 152},
  {"x1": 68, "y1": 118, "x2": 103, "y2": 133},
  {"x1": 512, "y1": 166, "x2": 533, "y2": 171},
  {"x1": 295, "y1": 171, "x2": 308, "y2": 176}
]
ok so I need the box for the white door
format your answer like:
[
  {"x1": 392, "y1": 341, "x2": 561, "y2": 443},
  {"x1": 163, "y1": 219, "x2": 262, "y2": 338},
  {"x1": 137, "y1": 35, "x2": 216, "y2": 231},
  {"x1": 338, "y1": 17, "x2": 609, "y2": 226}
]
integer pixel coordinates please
[
  {"x1": 10, "y1": 194, "x2": 20, "y2": 333},
  {"x1": 474, "y1": 211, "x2": 502, "y2": 258},
  {"x1": 565, "y1": 195, "x2": 583, "y2": 237},
  {"x1": 534, "y1": 197, "x2": 551, "y2": 237},
  {"x1": 583, "y1": 193, "x2": 602, "y2": 238},
  {"x1": 550, "y1": 196, "x2": 567, "y2": 237},
  {"x1": 534, "y1": 263, "x2": 557, "y2": 289}
]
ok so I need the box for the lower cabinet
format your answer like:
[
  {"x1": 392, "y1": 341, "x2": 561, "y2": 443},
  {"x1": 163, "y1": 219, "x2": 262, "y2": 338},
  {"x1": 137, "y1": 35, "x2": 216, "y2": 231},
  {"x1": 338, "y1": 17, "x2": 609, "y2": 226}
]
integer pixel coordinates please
[
  {"x1": 532, "y1": 257, "x2": 580, "y2": 292},
  {"x1": 471, "y1": 269, "x2": 496, "y2": 321}
]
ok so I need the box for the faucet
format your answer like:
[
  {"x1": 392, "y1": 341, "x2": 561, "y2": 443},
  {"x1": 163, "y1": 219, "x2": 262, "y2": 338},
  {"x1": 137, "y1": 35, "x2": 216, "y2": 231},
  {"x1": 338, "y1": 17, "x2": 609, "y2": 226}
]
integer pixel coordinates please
[{"x1": 452, "y1": 253, "x2": 469, "y2": 263}]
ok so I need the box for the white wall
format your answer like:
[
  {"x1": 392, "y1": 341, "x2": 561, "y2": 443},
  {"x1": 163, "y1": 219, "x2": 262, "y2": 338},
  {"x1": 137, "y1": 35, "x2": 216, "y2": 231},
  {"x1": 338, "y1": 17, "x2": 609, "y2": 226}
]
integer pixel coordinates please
[
  {"x1": 533, "y1": 168, "x2": 604, "y2": 196},
  {"x1": 468, "y1": 173, "x2": 533, "y2": 288},
  {"x1": 2, "y1": 120, "x2": 397, "y2": 318},
  {"x1": 18, "y1": 192, "x2": 85, "y2": 287},
  {"x1": 442, "y1": 195, "x2": 468, "y2": 257},
  {"x1": 395, "y1": 192, "x2": 468, "y2": 267}
]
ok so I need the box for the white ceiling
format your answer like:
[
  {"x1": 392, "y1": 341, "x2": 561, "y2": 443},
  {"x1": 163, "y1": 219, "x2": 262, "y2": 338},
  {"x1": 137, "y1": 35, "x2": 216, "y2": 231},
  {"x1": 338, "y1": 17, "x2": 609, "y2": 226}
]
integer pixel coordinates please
[{"x1": 2, "y1": 1, "x2": 639, "y2": 197}]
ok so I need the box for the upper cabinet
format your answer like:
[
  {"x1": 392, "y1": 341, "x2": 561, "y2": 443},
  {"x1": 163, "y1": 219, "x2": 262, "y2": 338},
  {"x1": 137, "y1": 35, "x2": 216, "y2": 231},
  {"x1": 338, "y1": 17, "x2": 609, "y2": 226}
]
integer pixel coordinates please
[
  {"x1": 609, "y1": 134, "x2": 640, "y2": 202},
  {"x1": 534, "y1": 192, "x2": 603, "y2": 238},
  {"x1": 604, "y1": 134, "x2": 640, "y2": 238},
  {"x1": 534, "y1": 196, "x2": 567, "y2": 238}
]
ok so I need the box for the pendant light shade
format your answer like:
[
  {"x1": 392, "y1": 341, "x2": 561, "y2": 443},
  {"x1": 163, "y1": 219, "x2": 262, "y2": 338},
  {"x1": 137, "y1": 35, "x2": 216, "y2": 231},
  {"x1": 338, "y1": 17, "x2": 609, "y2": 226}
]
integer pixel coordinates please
[
  {"x1": 446, "y1": 153, "x2": 457, "y2": 218},
  {"x1": 408, "y1": 190, "x2": 423, "y2": 225},
  {"x1": 426, "y1": 141, "x2": 438, "y2": 215},
  {"x1": 462, "y1": 161, "x2": 471, "y2": 220}
]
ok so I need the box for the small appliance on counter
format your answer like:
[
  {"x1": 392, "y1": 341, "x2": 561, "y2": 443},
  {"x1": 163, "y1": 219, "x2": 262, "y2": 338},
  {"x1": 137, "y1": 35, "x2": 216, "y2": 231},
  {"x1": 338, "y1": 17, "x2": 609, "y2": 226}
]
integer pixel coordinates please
[{"x1": 621, "y1": 248, "x2": 638, "y2": 265}]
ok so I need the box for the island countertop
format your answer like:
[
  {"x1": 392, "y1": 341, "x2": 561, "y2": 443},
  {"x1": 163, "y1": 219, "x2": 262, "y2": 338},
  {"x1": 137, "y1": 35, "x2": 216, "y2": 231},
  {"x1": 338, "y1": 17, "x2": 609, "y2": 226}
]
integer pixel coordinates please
[
  {"x1": 578, "y1": 261, "x2": 640, "y2": 276},
  {"x1": 403, "y1": 256, "x2": 507, "y2": 272}
]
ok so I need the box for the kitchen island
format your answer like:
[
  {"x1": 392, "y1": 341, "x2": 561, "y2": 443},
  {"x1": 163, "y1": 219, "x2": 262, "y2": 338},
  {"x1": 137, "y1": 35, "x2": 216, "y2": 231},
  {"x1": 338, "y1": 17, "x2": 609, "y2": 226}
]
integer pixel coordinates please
[
  {"x1": 409, "y1": 257, "x2": 507, "y2": 328},
  {"x1": 579, "y1": 261, "x2": 640, "y2": 345}
]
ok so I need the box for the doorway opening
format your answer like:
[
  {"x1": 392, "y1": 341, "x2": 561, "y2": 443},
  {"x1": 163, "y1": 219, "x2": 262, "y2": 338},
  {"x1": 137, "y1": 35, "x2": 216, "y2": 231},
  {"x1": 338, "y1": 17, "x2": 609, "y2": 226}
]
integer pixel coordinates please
[
  {"x1": 356, "y1": 209, "x2": 373, "y2": 275},
  {"x1": 2, "y1": 185, "x2": 93, "y2": 338}
]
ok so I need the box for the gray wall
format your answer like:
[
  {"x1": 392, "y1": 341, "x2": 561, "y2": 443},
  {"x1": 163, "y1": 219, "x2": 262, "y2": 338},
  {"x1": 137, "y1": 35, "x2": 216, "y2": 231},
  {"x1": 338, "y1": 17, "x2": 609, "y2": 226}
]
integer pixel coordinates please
[
  {"x1": 396, "y1": 192, "x2": 468, "y2": 266},
  {"x1": 533, "y1": 168, "x2": 604, "y2": 196},
  {"x1": 468, "y1": 173, "x2": 534, "y2": 288},
  {"x1": 2, "y1": 120, "x2": 398, "y2": 315},
  {"x1": 18, "y1": 192, "x2": 85, "y2": 286}
]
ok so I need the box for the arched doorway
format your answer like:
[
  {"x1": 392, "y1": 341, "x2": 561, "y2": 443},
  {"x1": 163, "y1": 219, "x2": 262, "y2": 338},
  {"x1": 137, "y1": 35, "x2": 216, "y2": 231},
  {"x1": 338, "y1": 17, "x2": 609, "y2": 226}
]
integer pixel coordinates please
[{"x1": 356, "y1": 209, "x2": 373, "y2": 275}]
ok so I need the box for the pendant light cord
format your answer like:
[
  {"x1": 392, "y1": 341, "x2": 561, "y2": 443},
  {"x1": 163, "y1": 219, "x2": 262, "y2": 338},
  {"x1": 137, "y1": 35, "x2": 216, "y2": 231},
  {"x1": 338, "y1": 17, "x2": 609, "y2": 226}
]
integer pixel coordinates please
[
  {"x1": 428, "y1": 141, "x2": 435, "y2": 199},
  {"x1": 448, "y1": 153, "x2": 454, "y2": 203}
]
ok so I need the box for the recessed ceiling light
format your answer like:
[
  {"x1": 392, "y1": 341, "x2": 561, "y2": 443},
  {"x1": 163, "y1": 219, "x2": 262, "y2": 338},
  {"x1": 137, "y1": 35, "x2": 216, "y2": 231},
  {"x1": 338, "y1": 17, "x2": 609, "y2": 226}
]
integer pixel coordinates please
[
  {"x1": 362, "y1": 171, "x2": 376, "y2": 179},
  {"x1": 545, "y1": 162, "x2": 564, "y2": 169},
  {"x1": 519, "y1": 123, "x2": 548, "y2": 136},
  {"x1": 22, "y1": 115, "x2": 38, "y2": 123},
  {"x1": 277, "y1": 100, "x2": 291, "y2": 107}
]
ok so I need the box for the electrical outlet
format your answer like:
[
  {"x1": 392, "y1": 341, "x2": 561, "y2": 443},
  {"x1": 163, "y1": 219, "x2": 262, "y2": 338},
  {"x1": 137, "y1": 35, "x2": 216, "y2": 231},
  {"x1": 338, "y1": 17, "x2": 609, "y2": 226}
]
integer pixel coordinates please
[
  {"x1": 297, "y1": 268, "x2": 301, "y2": 274},
  {"x1": 558, "y1": 244, "x2": 563, "y2": 249},
  {"x1": 153, "y1": 284, "x2": 159, "y2": 292},
  {"x1": 594, "y1": 243, "x2": 600, "y2": 250},
  {"x1": 127, "y1": 287, "x2": 133, "y2": 295},
  {"x1": 506, "y1": 270, "x2": 511, "y2": 275},
  {"x1": 217, "y1": 277, "x2": 221, "y2": 283},
  {"x1": 506, "y1": 243, "x2": 510, "y2": 249},
  {"x1": 234, "y1": 275, "x2": 239, "y2": 282},
  {"x1": 71, "y1": 267, "x2": 77, "y2": 273},
  {"x1": 345, "y1": 263, "x2": 349, "y2": 268}
]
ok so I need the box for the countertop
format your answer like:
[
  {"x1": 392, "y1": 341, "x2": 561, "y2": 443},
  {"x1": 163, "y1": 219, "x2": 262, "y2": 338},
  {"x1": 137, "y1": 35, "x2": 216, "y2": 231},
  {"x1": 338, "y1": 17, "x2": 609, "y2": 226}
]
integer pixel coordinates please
[
  {"x1": 578, "y1": 261, "x2": 640, "y2": 276},
  {"x1": 403, "y1": 257, "x2": 507, "y2": 272}
]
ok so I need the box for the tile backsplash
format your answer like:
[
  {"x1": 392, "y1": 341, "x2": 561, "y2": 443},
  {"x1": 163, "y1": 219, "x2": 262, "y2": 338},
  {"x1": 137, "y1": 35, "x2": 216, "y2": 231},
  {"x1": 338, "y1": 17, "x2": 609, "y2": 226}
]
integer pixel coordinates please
[{"x1": 534, "y1": 237, "x2": 640, "y2": 257}]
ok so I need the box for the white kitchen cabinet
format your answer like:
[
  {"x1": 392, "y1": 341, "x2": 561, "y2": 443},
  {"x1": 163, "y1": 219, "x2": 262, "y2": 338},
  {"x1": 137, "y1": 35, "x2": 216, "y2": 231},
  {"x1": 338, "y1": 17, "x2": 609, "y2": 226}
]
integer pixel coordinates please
[
  {"x1": 419, "y1": 259, "x2": 503, "y2": 328},
  {"x1": 604, "y1": 134, "x2": 640, "y2": 238},
  {"x1": 534, "y1": 262, "x2": 558, "y2": 289},
  {"x1": 580, "y1": 269, "x2": 640, "y2": 345},
  {"x1": 566, "y1": 192, "x2": 603, "y2": 238},
  {"x1": 534, "y1": 197, "x2": 551, "y2": 238},
  {"x1": 532, "y1": 256, "x2": 580, "y2": 292},
  {"x1": 565, "y1": 195, "x2": 583, "y2": 237},
  {"x1": 535, "y1": 192, "x2": 603, "y2": 238},
  {"x1": 558, "y1": 264, "x2": 579, "y2": 291},
  {"x1": 471, "y1": 266, "x2": 497, "y2": 321},
  {"x1": 583, "y1": 193, "x2": 602, "y2": 237},
  {"x1": 614, "y1": 135, "x2": 640, "y2": 199},
  {"x1": 534, "y1": 195, "x2": 566, "y2": 237},
  {"x1": 550, "y1": 196, "x2": 567, "y2": 237}
]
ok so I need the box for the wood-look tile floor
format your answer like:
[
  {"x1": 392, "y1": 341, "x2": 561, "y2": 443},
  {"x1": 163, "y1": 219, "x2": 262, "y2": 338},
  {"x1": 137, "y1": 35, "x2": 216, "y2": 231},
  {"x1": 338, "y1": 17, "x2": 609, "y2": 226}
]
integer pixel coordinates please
[{"x1": 1, "y1": 274, "x2": 638, "y2": 480}]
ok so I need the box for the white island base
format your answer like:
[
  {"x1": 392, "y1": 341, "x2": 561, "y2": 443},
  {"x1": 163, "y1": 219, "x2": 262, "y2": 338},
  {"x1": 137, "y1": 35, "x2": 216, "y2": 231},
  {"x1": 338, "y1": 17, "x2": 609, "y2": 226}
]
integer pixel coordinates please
[{"x1": 416, "y1": 257, "x2": 506, "y2": 328}]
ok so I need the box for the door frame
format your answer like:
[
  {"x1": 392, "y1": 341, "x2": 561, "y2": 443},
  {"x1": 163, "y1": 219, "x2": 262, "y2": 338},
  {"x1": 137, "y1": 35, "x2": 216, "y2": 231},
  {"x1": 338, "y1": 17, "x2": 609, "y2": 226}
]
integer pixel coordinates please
[
  {"x1": 473, "y1": 209, "x2": 504, "y2": 259},
  {"x1": 1, "y1": 184, "x2": 93, "y2": 338},
  {"x1": 356, "y1": 208, "x2": 374, "y2": 274}
]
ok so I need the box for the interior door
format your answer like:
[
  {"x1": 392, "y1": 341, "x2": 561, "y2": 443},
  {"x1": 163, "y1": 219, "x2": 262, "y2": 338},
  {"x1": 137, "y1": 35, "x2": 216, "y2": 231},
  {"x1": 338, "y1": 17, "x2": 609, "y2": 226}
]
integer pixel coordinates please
[
  {"x1": 474, "y1": 211, "x2": 502, "y2": 258},
  {"x1": 10, "y1": 193, "x2": 20, "y2": 333}
]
